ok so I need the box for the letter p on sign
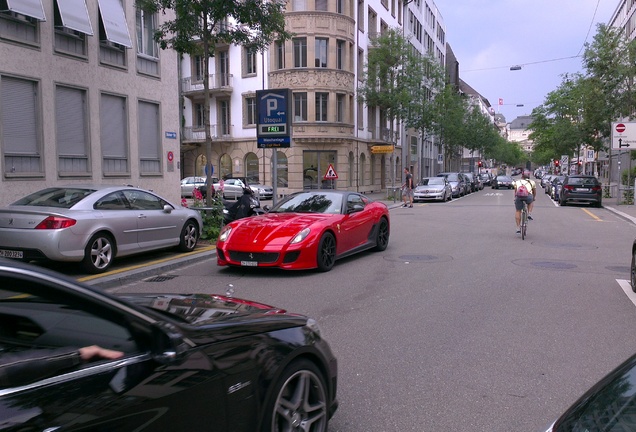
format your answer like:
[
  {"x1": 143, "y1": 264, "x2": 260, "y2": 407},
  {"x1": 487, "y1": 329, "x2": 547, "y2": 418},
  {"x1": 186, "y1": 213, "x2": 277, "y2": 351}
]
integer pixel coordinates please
[{"x1": 267, "y1": 99, "x2": 278, "y2": 116}]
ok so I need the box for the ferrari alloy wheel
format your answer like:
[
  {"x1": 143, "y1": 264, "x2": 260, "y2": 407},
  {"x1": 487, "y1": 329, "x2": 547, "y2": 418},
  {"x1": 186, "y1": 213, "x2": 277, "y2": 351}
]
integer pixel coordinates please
[
  {"x1": 317, "y1": 232, "x2": 336, "y2": 272},
  {"x1": 374, "y1": 218, "x2": 389, "y2": 252},
  {"x1": 266, "y1": 360, "x2": 328, "y2": 432},
  {"x1": 178, "y1": 219, "x2": 199, "y2": 252},
  {"x1": 82, "y1": 233, "x2": 114, "y2": 274},
  {"x1": 631, "y1": 247, "x2": 636, "y2": 293}
]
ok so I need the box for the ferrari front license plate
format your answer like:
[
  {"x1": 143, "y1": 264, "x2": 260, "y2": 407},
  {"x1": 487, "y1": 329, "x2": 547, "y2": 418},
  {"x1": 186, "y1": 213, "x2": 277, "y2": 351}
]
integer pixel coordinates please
[
  {"x1": 0, "y1": 249, "x2": 23, "y2": 259},
  {"x1": 241, "y1": 261, "x2": 258, "y2": 267}
]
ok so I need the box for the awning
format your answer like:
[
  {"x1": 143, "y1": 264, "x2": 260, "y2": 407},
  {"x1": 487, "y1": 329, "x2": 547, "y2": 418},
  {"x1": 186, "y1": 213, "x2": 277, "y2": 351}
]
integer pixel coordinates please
[
  {"x1": 5, "y1": 0, "x2": 46, "y2": 21},
  {"x1": 56, "y1": 0, "x2": 93, "y2": 35},
  {"x1": 97, "y1": 0, "x2": 132, "y2": 48}
]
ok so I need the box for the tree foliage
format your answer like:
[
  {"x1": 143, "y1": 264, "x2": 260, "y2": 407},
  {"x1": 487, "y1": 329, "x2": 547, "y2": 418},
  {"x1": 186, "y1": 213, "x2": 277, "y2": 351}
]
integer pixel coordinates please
[{"x1": 136, "y1": 0, "x2": 290, "y2": 204}]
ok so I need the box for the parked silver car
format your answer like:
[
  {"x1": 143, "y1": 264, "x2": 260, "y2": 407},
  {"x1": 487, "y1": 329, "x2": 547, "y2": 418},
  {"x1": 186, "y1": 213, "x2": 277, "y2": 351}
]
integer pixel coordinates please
[
  {"x1": 0, "y1": 185, "x2": 202, "y2": 273},
  {"x1": 180, "y1": 176, "x2": 206, "y2": 198},
  {"x1": 414, "y1": 177, "x2": 452, "y2": 202},
  {"x1": 218, "y1": 177, "x2": 274, "y2": 200}
]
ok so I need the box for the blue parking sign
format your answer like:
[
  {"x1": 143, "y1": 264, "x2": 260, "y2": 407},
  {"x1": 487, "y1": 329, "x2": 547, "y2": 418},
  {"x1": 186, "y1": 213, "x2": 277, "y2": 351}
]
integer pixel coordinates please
[{"x1": 256, "y1": 89, "x2": 291, "y2": 148}]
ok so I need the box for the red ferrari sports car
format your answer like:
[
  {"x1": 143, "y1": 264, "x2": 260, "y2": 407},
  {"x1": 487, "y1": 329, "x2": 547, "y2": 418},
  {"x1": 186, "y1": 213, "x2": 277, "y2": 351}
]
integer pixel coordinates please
[{"x1": 216, "y1": 190, "x2": 390, "y2": 271}]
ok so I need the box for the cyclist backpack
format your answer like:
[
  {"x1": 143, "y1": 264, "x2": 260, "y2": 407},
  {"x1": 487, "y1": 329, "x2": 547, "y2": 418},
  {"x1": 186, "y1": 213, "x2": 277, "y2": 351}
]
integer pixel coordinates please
[{"x1": 516, "y1": 181, "x2": 529, "y2": 197}]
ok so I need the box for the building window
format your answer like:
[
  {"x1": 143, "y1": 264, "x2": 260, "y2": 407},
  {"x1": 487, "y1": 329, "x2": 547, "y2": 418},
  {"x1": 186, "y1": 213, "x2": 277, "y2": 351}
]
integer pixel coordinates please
[
  {"x1": 136, "y1": 8, "x2": 158, "y2": 58},
  {"x1": 220, "y1": 153, "x2": 232, "y2": 178},
  {"x1": 357, "y1": 48, "x2": 364, "y2": 80},
  {"x1": 219, "y1": 100, "x2": 231, "y2": 136},
  {"x1": 244, "y1": 46, "x2": 257, "y2": 76},
  {"x1": 359, "y1": 153, "x2": 366, "y2": 186},
  {"x1": 304, "y1": 150, "x2": 336, "y2": 189},
  {"x1": 293, "y1": 0, "x2": 306, "y2": 11},
  {"x1": 276, "y1": 151, "x2": 288, "y2": 187},
  {"x1": 315, "y1": 92, "x2": 328, "y2": 122},
  {"x1": 336, "y1": 94, "x2": 345, "y2": 123},
  {"x1": 275, "y1": 40, "x2": 285, "y2": 69},
  {"x1": 100, "y1": 93, "x2": 129, "y2": 175},
  {"x1": 56, "y1": 86, "x2": 89, "y2": 175},
  {"x1": 294, "y1": 92, "x2": 307, "y2": 122},
  {"x1": 2, "y1": 76, "x2": 41, "y2": 175},
  {"x1": 336, "y1": 40, "x2": 344, "y2": 70},
  {"x1": 0, "y1": 3, "x2": 42, "y2": 46},
  {"x1": 245, "y1": 152, "x2": 259, "y2": 183},
  {"x1": 54, "y1": 0, "x2": 90, "y2": 56},
  {"x1": 336, "y1": 0, "x2": 344, "y2": 14},
  {"x1": 357, "y1": 100, "x2": 363, "y2": 129},
  {"x1": 194, "y1": 103, "x2": 205, "y2": 128},
  {"x1": 315, "y1": 38, "x2": 328, "y2": 68},
  {"x1": 98, "y1": 0, "x2": 131, "y2": 67},
  {"x1": 193, "y1": 55, "x2": 205, "y2": 81},
  {"x1": 316, "y1": 0, "x2": 327, "y2": 11},
  {"x1": 218, "y1": 50, "x2": 230, "y2": 86},
  {"x1": 357, "y1": 0, "x2": 364, "y2": 31},
  {"x1": 293, "y1": 38, "x2": 307, "y2": 68},
  {"x1": 138, "y1": 101, "x2": 161, "y2": 174},
  {"x1": 245, "y1": 96, "x2": 256, "y2": 126}
]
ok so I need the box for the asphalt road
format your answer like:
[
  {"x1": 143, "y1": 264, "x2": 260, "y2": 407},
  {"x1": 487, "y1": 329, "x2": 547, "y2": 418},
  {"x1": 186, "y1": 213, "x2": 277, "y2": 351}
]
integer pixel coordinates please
[{"x1": 92, "y1": 189, "x2": 636, "y2": 431}]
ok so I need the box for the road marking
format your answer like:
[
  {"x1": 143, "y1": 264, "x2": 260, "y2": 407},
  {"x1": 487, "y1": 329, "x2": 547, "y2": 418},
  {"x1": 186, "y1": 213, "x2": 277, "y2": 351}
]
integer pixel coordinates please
[
  {"x1": 582, "y1": 208, "x2": 603, "y2": 221},
  {"x1": 618, "y1": 279, "x2": 636, "y2": 306}
]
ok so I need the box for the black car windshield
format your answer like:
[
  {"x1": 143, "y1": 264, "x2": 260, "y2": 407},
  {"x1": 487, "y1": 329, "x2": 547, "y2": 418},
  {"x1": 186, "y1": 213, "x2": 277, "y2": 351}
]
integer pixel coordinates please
[
  {"x1": 270, "y1": 192, "x2": 343, "y2": 214},
  {"x1": 568, "y1": 177, "x2": 599, "y2": 186},
  {"x1": 12, "y1": 188, "x2": 96, "y2": 208},
  {"x1": 420, "y1": 178, "x2": 445, "y2": 186},
  {"x1": 444, "y1": 174, "x2": 460, "y2": 181}
]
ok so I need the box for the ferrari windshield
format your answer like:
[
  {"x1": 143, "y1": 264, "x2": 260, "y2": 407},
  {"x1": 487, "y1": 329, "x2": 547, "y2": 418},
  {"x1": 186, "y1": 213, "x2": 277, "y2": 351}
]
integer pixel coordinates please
[{"x1": 270, "y1": 192, "x2": 343, "y2": 214}]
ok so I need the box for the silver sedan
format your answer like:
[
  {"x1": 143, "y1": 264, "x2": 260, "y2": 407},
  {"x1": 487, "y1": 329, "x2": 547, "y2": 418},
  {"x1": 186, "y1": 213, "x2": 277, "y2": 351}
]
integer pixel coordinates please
[
  {"x1": 414, "y1": 177, "x2": 452, "y2": 202},
  {"x1": 0, "y1": 185, "x2": 203, "y2": 273}
]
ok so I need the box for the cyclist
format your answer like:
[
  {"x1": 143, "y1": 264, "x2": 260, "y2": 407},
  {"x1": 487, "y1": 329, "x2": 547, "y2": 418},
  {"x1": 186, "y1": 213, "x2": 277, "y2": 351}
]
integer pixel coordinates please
[{"x1": 513, "y1": 170, "x2": 536, "y2": 234}]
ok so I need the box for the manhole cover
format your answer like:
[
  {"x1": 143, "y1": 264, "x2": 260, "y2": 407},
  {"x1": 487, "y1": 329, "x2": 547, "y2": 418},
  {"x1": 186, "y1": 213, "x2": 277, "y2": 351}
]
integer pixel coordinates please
[
  {"x1": 606, "y1": 266, "x2": 630, "y2": 273},
  {"x1": 531, "y1": 261, "x2": 578, "y2": 270},
  {"x1": 399, "y1": 254, "x2": 439, "y2": 262},
  {"x1": 144, "y1": 275, "x2": 178, "y2": 282}
]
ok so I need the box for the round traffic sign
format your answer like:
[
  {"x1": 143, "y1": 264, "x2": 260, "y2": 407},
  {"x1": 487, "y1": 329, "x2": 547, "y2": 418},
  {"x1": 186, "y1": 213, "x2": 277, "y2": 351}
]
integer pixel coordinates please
[
  {"x1": 616, "y1": 123, "x2": 626, "y2": 133},
  {"x1": 167, "y1": 151, "x2": 174, "y2": 162}
]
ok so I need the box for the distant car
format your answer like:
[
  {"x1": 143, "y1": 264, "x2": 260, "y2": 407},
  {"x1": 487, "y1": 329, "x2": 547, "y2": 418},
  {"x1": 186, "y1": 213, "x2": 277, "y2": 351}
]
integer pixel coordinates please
[
  {"x1": 511, "y1": 168, "x2": 522, "y2": 176},
  {"x1": 217, "y1": 190, "x2": 390, "y2": 272},
  {"x1": 0, "y1": 259, "x2": 339, "y2": 431},
  {"x1": 0, "y1": 185, "x2": 202, "y2": 273},
  {"x1": 550, "y1": 175, "x2": 565, "y2": 201},
  {"x1": 479, "y1": 173, "x2": 492, "y2": 186},
  {"x1": 492, "y1": 175, "x2": 513, "y2": 189},
  {"x1": 545, "y1": 350, "x2": 636, "y2": 431},
  {"x1": 559, "y1": 175, "x2": 602, "y2": 207},
  {"x1": 462, "y1": 172, "x2": 478, "y2": 192},
  {"x1": 414, "y1": 177, "x2": 452, "y2": 202},
  {"x1": 437, "y1": 172, "x2": 467, "y2": 198},
  {"x1": 223, "y1": 176, "x2": 274, "y2": 200},
  {"x1": 180, "y1": 176, "x2": 206, "y2": 198}
]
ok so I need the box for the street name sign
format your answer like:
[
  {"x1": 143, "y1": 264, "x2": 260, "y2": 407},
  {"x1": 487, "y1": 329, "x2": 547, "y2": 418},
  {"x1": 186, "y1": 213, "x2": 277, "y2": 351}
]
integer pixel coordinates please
[
  {"x1": 611, "y1": 121, "x2": 636, "y2": 150},
  {"x1": 256, "y1": 89, "x2": 291, "y2": 148}
]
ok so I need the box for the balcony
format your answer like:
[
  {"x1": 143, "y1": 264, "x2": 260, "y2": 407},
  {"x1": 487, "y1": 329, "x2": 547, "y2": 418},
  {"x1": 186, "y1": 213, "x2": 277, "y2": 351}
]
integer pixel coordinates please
[
  {"x1": 368, "y1": 127, "x2": 399, "y2": 143},
  {"x1": 181, "y1": 74, "x2": 233, "y2": 97},
  {"x1": 182, "y1": 125, "x2": 234, "y2": 142}
]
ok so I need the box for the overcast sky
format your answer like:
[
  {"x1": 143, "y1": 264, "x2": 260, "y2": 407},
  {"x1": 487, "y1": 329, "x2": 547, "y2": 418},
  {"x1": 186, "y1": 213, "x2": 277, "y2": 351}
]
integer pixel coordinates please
[{"x1": 432, "y1": 0, "x2": 619, "y2": 123}]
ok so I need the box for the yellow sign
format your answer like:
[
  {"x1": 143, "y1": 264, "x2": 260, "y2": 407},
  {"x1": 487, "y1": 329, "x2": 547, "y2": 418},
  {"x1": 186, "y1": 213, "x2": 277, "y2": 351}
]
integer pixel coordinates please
[{"x1": 371, "y1": 145, "x2": 394, "y2": 154}]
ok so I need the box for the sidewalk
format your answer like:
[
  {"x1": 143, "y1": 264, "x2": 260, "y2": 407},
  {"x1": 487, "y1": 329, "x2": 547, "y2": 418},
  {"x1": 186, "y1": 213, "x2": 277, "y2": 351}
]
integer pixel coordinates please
[{"x1": 602, "y1": 195, "x2": 636, "y2": 225}]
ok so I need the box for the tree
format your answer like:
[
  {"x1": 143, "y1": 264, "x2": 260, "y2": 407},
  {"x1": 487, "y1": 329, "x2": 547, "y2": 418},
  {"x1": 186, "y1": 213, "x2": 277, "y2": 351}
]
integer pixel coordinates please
[
  {"x1": 137, "y1": 0, "x2": 291, "y2": 205},
  {"x1": 432, "y1": 85, "x2": 468, "y2": 171}
]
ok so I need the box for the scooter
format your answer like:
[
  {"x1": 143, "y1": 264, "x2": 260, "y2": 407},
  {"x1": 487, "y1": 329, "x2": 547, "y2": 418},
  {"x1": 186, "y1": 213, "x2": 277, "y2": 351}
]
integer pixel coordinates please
[{"x1": 222, "y1": 187, "x2": 266, "y2": 224}]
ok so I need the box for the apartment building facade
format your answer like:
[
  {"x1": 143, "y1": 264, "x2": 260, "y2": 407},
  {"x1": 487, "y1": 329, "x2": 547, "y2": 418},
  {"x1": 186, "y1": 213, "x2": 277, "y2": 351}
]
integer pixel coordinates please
[
  {"x1": 179, "y1": 0, "x2": 447, "y2": 195},
  {"x1": 0, "y1": 0, "x2": 180, "y2": 204}
]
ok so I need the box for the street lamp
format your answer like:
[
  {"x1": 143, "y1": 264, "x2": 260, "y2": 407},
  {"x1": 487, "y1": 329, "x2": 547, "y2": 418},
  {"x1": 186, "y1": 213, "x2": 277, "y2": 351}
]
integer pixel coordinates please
[{"x1": 510, "y1": 65, "x2": 522, "y2": 71}]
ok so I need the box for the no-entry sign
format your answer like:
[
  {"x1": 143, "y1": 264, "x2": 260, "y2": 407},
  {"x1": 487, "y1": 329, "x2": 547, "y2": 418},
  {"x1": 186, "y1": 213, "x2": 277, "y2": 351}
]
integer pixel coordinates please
[{"x1": 611, "y1": 121, "x2": 636, "y2": 150}]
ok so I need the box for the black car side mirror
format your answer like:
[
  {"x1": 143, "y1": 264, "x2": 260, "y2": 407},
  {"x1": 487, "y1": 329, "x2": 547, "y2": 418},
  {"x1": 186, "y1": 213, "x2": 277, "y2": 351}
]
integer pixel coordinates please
[{"x1": 151, "y1": 321, "x2": 189, "y2": 364}]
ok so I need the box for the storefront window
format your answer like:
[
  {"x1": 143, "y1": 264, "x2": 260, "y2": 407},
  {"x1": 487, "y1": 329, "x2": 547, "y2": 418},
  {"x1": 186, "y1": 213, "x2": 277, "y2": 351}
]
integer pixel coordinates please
[{"x1": 303, "y1": 150, "x2": 337, "y2": 189}]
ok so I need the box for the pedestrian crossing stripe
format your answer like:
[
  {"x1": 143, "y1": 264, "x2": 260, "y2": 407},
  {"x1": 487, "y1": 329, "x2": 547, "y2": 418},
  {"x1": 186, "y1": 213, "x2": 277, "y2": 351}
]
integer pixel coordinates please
[{"x1": 323, "y1": 163, "x2": 338, "y2": 180}]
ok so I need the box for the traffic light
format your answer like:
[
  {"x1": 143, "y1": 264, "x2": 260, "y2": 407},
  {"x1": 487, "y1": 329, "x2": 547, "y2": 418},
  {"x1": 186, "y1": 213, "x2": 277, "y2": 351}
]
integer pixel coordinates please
[
  {"x1": 554, "y1": 159, "x2": 560, "y2": 167},
  {"x1": 478, "y1": 160, "x2": 483, "y2": 168}
]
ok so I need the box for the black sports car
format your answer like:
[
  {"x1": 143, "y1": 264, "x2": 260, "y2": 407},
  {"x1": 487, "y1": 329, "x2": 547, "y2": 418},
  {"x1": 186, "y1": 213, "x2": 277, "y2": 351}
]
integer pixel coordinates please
[{"x1": 0, "y1": 259, "x2": 338, "y2": 431}]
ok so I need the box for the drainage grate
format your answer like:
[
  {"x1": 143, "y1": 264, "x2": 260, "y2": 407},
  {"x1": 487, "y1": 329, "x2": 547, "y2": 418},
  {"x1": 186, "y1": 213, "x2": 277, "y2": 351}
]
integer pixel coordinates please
[{"x1": 144, "y1": 275, "x2": 178, "y2": 283}]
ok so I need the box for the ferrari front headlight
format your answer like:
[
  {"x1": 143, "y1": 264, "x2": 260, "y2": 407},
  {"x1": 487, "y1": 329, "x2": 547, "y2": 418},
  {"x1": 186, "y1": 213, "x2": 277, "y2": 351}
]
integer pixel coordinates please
[
  {"x1": 219, "y1": 226, "x2": 232, "y2": 242},
  {"x1": 290, "y1": 228, "x2": 310, "y2": 244}
]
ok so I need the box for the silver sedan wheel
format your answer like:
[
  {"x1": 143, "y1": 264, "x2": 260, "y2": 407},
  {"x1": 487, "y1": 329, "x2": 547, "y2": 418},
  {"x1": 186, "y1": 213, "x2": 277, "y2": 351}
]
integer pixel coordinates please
[{"x1": 82, "y1": 233, "x2": 114, "y2": 273}]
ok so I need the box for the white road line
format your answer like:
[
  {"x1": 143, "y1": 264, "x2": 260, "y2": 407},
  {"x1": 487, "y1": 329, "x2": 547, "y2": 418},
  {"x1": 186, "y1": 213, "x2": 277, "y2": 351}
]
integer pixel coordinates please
[{"x1": 618, "y1": 279, "x2": 636, "y2": 306}]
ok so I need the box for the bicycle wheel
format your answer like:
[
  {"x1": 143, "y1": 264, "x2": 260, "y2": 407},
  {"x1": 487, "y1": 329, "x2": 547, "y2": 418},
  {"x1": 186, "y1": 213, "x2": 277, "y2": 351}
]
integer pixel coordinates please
[{"x1": 521, "y1": 205, "x2": 527, "y2": 240}]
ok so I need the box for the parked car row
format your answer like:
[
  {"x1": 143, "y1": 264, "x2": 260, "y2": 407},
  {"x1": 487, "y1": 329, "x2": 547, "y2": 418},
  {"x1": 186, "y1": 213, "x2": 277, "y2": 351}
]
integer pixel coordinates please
[
  {"x1": 435, "y1": 172, "x2": 485, "y2": 198},
  {"x1": 182, "y1": 176, "x2": 274, "y2": 200}
]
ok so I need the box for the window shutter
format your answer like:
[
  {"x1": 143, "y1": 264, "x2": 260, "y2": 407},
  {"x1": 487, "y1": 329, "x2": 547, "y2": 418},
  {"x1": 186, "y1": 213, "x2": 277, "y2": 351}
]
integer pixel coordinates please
[
  {"x1": 100, "y1": 94, "x2": 127, "y2": 158},
  {"x1": 138, "y1": 101, "x2": 159, "y2": 159},
  {"x1": 2, "y1": 77, "x2": 38, "y2": 154},
  {"x1": 56, "y1": 86, "x2": 87, "y2": 156}
]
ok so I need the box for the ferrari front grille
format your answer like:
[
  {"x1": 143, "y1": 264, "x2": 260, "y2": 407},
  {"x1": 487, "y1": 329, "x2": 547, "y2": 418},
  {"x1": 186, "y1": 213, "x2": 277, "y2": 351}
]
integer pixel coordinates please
[{"x1": 229, "y1": 251, "x2": 279, "y2": 263}]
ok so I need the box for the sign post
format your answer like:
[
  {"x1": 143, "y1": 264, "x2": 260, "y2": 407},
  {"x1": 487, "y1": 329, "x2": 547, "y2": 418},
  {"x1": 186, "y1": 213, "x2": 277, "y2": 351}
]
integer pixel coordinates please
[{"x1": 256, "y1": 89, "x2": 292, "y2": 205}]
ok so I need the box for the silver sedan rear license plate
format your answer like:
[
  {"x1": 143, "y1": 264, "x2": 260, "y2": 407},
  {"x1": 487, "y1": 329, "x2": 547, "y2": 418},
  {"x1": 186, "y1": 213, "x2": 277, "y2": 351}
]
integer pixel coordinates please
[
  {"x1": 240, "y1": 261, "x2": 258, "y2": 267},
  {"x1": 0, "y1": 249, "x2": 23, "y2": 259}
]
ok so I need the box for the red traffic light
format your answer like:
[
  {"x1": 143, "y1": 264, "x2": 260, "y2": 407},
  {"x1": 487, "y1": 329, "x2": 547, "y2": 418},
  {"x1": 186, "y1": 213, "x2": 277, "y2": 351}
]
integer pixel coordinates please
[
  {"x1": 554, "y1": 160, "x2": 560, "y2": 167},
  {"x1": 478, "y1": 161, "x2": 483, "y2": 167},
  {"x1": 578, "y1": 161, "x2": 582, "y2": 166}
]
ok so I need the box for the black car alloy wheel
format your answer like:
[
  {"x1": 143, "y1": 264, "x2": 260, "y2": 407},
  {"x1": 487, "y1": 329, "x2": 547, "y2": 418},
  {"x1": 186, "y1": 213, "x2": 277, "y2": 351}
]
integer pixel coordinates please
[
  {"x1": 374, "y1": 218, "x2": 389, "y2": 251},
  {"x1": 267, "y1": 359, "x2": 328, "y2": 432}
]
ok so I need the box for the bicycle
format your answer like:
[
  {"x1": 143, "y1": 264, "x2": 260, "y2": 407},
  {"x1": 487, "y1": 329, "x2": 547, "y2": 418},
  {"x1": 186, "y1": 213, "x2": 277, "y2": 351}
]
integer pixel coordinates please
[{"x1": 520, "y1": 201, "x2": 528, "y2": 240}]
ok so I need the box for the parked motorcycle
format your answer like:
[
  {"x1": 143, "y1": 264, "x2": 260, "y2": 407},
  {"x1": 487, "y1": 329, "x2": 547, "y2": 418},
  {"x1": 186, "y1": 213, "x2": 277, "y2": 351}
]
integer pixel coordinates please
[{"x1": 223, "y1": 187, "x2": 266, "y2": 224}]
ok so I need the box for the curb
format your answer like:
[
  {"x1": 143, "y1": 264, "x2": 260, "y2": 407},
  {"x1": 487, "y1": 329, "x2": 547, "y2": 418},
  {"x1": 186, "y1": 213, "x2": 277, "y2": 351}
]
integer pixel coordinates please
[{"x1": 604, "y1": 206, "x2": 636, "y2": 226}]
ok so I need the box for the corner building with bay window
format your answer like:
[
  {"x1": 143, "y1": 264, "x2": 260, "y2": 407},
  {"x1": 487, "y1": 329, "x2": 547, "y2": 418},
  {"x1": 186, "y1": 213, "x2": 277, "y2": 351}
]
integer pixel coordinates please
[{"x1": 180, "y1": 0, "x2": 447, "y2": 195}]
